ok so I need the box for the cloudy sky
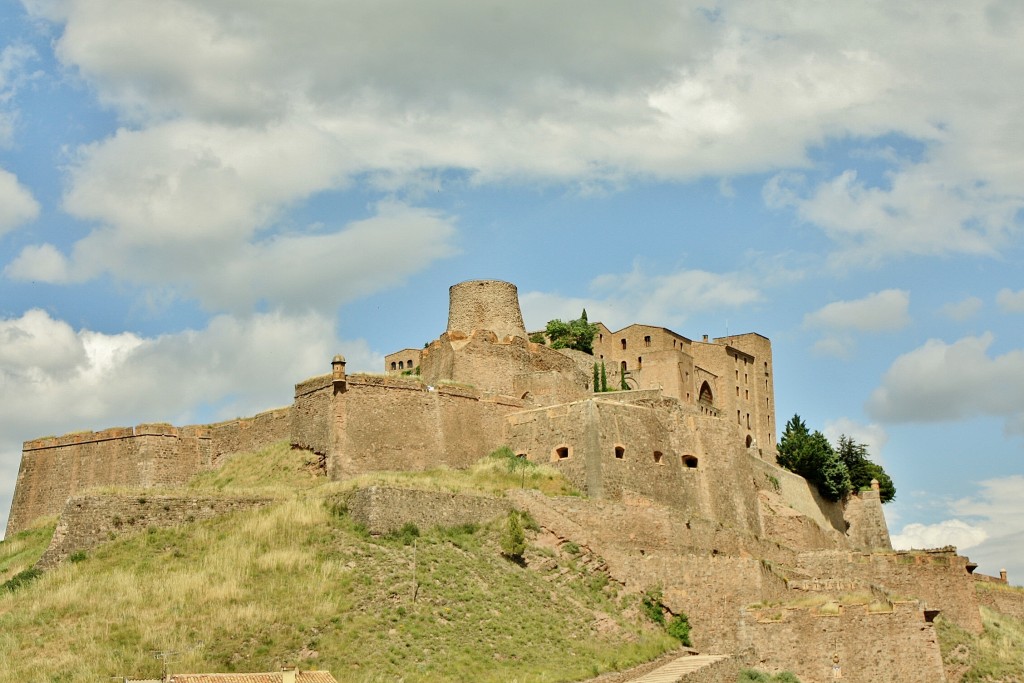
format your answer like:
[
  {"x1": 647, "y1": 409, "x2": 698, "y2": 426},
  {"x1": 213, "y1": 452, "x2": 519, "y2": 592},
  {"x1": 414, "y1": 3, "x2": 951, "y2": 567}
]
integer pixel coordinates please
[{"x1": 1, "y1": 1, "x2": 1022, "y2": 578}]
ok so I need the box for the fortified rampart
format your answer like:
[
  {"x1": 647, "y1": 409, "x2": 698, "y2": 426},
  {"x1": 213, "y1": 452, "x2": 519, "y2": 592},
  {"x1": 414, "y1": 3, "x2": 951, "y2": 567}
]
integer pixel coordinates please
[
  {"x1": 740, "y1": 601, "x2": 947, "y2": 683},
  {"x1": 5, "y1": 408, "x2": 289, "y2": 537},
  {"x1": 344, "y1": 486, "x2": 512, "y2": 534},
  {"x1": 36, "y1": 493, "x2": 273, "y2": 568},
  {"x1": 974, "y1": 581, "x2": 1024, "y2": 621},
  {"x1": 446, "y1": 279, "x2": 527, "y2": 340}
]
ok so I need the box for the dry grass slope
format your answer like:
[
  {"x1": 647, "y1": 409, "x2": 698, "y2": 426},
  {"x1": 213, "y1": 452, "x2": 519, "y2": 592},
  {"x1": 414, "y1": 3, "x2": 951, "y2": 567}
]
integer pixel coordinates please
[{"x1": 0, "y1": 444, "x2": 674, "y2": 682}]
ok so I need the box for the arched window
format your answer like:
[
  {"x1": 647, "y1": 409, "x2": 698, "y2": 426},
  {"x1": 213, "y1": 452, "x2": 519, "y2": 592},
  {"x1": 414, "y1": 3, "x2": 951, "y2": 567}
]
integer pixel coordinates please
[
  {"x1": 390, "y1": 362, "x2": 397, "y2": 370},
  {"x1": 408, "y1": 359, "x2": 414, "y2": 368},
  {"x1": 621, "y1": 360, "x2": 628, "y2": 374},
  {"x1": 644, "y1": 335, "x2": 651, "y2": 347},
  {"x1": 653, "y1": 450, "x2": 663, "y2": 464},
  {"x1": 745, "y1": 435, "x2": 753, "y2": 448},
  {"x1": 398, "y1": 361, "x2": 404, "y2": 369},
  {"x1": 699, "y1": 381, "x2": 713, "y2": 405},
  {"x1": 681, "y1": 455, "x2": 698, "y2": 468}
]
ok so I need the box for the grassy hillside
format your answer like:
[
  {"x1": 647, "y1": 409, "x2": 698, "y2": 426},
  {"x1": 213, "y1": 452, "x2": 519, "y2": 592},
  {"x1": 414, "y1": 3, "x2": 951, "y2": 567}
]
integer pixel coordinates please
[
  {"x1": 0, "y1": 445, "x2": 676, "y2": 682},
  {"x1": 938, "y1": 605, "x2": 1024, "y2": 682}
]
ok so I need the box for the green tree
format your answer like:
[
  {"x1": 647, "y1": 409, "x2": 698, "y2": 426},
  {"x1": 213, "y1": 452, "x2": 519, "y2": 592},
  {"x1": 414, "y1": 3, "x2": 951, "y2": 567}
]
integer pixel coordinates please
[
  {"x1": 600, "y1": 361, "x2": 608, "y2": 392},
  {"x1": 545, "y1": 309, "x2": 598, "y2": 354},
  {"x1": 501, "y1": 511, "x2": 527, "y2": 561},
  {"x1": 776, "y1": 415, "x2": 851, "y2": 502},
  {"x1": 529, "y1": 332, "x2": 546, "y2": 344},
  {"x1": 593, "y1": 363, "x2": 600, "y2": 392},
  {"x1": 835, "y1": 434, "x2": 896, "y2": 503}
]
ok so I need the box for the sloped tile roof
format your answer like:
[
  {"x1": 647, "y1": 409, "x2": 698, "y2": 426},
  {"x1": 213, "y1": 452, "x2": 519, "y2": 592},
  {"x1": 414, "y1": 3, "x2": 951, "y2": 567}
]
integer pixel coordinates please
[{"x1": 168, "y1": 672, "x2": 337, "y2": 683}]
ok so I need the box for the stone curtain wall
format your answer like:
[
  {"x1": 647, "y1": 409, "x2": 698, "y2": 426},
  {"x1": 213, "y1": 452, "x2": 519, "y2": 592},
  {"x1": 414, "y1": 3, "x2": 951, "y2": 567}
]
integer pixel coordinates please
[
  {"x1": 36, "y1": 493, "x2": 272, "y2": 568},
  {"x1": 740, "y1": 602, "x2": 947, "y2": 683},
  {"x1": 842, "y1": 488, "x2": 892, "y2": 550},
  {"x1": 796, "y1": 549, "x2": 982, "y2": 633},
  {"x1": 974, "y1": 582, "x2": 1024, "y2": 621},
  {"x1": 208, "y1": 407, "x2": 291, "y2": 463},
  {"x1": 332, "y1": 376, "x2": 524, "y2": 480},
  {"x1": 291, "y1": 374, "x2": 334, "y2": 456},
  {"x1": 344, "y1": 486, "x2": 512, "y2": 534},
  {"x1": 6, "y1": 425, "x2": 214, "y2": 536}
]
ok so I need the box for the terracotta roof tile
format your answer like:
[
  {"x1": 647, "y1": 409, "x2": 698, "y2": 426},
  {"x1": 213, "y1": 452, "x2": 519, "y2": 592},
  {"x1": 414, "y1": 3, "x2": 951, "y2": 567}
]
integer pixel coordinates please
[{"x1": 168, "y1": 672, "x2": 337, "y2": 683}]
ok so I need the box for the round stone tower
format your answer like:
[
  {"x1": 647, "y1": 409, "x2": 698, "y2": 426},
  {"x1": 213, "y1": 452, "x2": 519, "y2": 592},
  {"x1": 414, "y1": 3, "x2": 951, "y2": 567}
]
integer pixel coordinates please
[{"x1": 447, "y1": 279, "x2": 527, "y2": 339}]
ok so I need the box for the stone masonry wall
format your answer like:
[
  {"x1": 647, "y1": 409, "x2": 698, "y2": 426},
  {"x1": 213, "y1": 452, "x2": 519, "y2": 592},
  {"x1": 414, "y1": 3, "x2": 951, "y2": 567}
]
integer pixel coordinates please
[
  {"x1": 332, "y1": 376, "x2": 524, "y2": 480},
  {"x1": 740, "y1": 601, "x2": 947, "y2": 683},
  {"x1": 446, "y1": 279, "x2": 527, "y2": 340},
  {"x1": 6, "y1": 425, "x2": 214, "y2": 536},
  {"x1": 292, "y1": 373, "x2": 334, "y2": 456},
  {"x1": 842, "y1": 488, "x2": 892, "y2": 550},
  {"x1": 37, "y1": 493, "x2": 272, "y2": 568},
  {"x1": 796, "y1": 548, "x2": 982, "y2": 632},
  {"x1": 208, "y1": 407, "x2": 291, "y2": 463},
  {"x1": 344, "y1": 486, "x2": 512, "y2": 534},
  {"x1": 975, "y1": 582, "x2": 1024, "y2": 621}
]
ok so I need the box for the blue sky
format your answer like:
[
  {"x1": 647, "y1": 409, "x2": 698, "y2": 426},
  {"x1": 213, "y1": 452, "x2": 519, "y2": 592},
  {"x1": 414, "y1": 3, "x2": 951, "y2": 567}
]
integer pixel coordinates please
[{"x1": 1, "y1": 1, "x2": 1023, "y2": 579}]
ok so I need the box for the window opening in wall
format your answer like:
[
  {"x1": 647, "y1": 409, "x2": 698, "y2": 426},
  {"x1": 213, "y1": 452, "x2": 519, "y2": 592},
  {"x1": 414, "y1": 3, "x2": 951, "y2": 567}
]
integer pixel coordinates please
[
  {"x1": 735, "y1": 370, "x2": 739, "y2": 379},
  {"x1": 600, "y1": 333, "x2": 603, "y2": 342},
  {"x1": 555, "y1": 446, "x2": 570, "y2": 459},
  {"x1": 653, "y1": 450, "x2": 663, "y2": 464},
  {"x1": 699, "y1": 381, "x2": 713, "y2": 404},
  {"x1": 644, "y1": 335, "x2": 651, "y2": 347},
  {"x1": 390, "y1": 362, "x2": 397, "y2": 370},
  {"x1": 621, "y1": 338, "x2": 627, "y2": 350},
  {"x1": 682, "y1": 455, "x2": 698, "y2": 468},
  {"x1": 615, "y1": 446, "x2": 625, "y2": 459},
  {"x1": 745, "y1": 389, "x2": 749, "y2": 400},
  {"x1": 745, "y1": 435, "x2": 753, "y2": 448},
  {"x1": 408, "y1": 359, "x2": 414, "y2": 368},
  {"x1": 736, "y1": 386, "x2": 740, "y2": 397},
  {"x1": 399, "y1": 361, "x2": 404, "y2": 369},
  {"x1": 745, "y1": 373, "x2": 748, "y2": 384},
  {"x1": 637, "y1": 356, "x2": 642, "y2": 370},
  {"x1": 737, "y1": 410, "x2": 741, "y2": 424},
  {"x1": 621, "y1": 360, "x2": 628, "y2": 373},
  {"x1": 746, "y1": 413, "x2": 751, "y2": 428}
]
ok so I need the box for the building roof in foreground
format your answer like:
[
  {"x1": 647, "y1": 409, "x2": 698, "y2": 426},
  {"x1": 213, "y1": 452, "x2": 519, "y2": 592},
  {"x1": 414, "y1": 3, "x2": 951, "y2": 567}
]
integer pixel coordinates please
[{"x1": 165, "y1": 673, "x2": 337, "y2": 683}]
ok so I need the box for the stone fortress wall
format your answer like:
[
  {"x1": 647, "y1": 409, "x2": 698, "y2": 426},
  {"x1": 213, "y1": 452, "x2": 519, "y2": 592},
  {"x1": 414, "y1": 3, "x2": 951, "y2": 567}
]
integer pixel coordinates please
[{"x1": 7, "y1": 277, "x2": 1008, "y2": 683}]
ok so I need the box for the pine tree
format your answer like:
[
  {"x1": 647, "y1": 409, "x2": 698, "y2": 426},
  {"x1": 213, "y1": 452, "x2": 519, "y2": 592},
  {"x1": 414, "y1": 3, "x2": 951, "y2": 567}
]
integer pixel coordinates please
[
  {"x1": 593, "y1": 363, "x2": 599, "y2": 392},
  {"x1": 600, "y1": 362, "x2": 608, "y2": 392}
]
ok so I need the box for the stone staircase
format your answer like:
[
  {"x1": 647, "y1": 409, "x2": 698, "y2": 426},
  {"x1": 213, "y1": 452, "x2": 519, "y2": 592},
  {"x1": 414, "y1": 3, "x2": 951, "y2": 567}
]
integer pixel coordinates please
[{"x1": 626, "y1": 654, "x2": 732, "y2": 682}]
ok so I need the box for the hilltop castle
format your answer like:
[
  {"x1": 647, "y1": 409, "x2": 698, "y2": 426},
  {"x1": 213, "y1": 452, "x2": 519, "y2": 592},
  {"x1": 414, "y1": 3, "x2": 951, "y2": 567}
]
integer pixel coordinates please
[{"x1": 7, "y1": 279, "x2": 1018, "y2": 682}]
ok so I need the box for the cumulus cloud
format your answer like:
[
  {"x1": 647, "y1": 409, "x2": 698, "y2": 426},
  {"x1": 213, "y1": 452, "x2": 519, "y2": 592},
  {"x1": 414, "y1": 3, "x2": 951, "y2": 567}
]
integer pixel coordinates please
[
  {"x1": 996, "y1": 288, "x2": 1024, "y2": 313},
  {"x1": 15, "y1": 0, "x2": 1020, "y2": 284},
  {"x1": 892, "y1": 476, "x2": 1024, "y2": 579},
  {"x1": 941, "y1": 296, "x2": 984, "y2": 322},
  {"x1": 803, "y1": 289, "x2": 909, "y2": 358},
  {"x1": 867, "y1": 334, "x2": 1024, "y2": 431},
  {"x1": 0, "y1": 168, "x2": 39, "y2": 235},
  {"x1": 805, "y1": 289, "x2": 910, "y2": 332},
  {"x1": 0, "y1": 307, "x2": 383, "y2": 536},
  {"x1": 891, "y1": 519, "x2": 988, "y2": 552},
  {"x1": 519, "y1": 264, "x2": 762, "y2": 332}
]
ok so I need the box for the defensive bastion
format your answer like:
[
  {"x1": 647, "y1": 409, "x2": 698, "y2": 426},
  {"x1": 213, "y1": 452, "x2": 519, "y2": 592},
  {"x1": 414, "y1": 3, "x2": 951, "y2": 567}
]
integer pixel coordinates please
[{"x1": 6, "y1": 279, "x2": 1020, "y2": 683}]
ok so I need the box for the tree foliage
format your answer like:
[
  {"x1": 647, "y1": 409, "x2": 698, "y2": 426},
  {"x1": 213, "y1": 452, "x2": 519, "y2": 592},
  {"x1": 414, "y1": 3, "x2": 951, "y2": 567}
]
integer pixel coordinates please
[
  {"x1": 835, "y1": 434, "x2": 896, "y2": 503},
  {"x1": 500, "y1": 511, "x2": 527, "y2": 561},
  {"x1": 545, "y1": 309, "x2": 598, "y2": 354},
  {"x1": 776, "y1": 415, "x2": 851, "y2": 502}
]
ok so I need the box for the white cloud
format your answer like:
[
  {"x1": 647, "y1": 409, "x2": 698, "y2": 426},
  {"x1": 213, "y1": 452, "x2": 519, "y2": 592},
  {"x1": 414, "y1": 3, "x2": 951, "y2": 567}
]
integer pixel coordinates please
[
  {"x1": 0, "y1": 43, "x2": 38, "y2": 147},
  {"x1": 520, "y1": 264, "x2": 762, "y2": 332},
  {"x1": 18, "y1": 0, "x2": 1020, "y2": 270},
  {"x1": 822, "y1": 418, "x2": 889, "y2": 465},
  {"x1": 941, "y1": 296, "x2": 984, "y2": 322},
  {"x1": 867, "y1": 334, "x2": 1024, "y2": 431},
  {"x1": 803, "y1": 290, "x2": 909, "y2": 358},
  {"x1": 0, "y1": 168, "x2": 39, "y2": 235},
  {"x1": 996, "y1": 288, "x2": 1024, "y2": 313},
  {"x1": 893, "y1": 476, "x2": 1024, "y2": 580},
  {"x1": 4, "y1": 243, "x2": 71, "y2": 282},
  {"x1": 891, "y1": 519, "x2": 988, "y2": 552},
  {"x1": 804, "y1": 289, "x2": 910, "y2": 332},
  {"x1": 0, "y1": 307, "x2": 384, "y2": 537}
]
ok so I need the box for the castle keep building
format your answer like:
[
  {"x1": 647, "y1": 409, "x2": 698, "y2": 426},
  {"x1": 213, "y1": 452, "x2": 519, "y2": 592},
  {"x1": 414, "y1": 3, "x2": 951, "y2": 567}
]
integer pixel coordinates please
[{"x1": 8, "y1": 278, "x2": 1012, "y2": 683}]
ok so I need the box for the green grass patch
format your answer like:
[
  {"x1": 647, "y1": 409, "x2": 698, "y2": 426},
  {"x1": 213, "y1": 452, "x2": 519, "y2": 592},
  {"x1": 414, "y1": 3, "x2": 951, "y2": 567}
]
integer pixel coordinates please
[
  {"x1": 188, "y1": 441, "x2": 328, "y2": 492},
  {"x1": 0, "y1": 517, "x2": 55, "y2": 583},
  {"x1": 937, "y1": 606, "x2": 1024, "y2": 682},
  {"x1": 0, "y1": 495, "x2": 676, "y2": 681}
]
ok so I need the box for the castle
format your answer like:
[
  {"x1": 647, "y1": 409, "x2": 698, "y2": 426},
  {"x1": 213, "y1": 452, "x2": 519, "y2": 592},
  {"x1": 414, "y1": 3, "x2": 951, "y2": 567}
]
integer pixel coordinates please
[{"x1": 7, "y1": 279, "x2": 1020, "y2": 682}]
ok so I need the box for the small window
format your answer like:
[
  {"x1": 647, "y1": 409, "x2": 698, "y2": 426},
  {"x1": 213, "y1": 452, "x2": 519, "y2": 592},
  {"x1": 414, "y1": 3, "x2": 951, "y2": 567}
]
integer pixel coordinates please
[
  {"x1": 745, "y1": 389, "x2": 749, "y2": 400},
  {"x1": 555, "y1": 446, "x2": 570, "y2": 460},
  {"x1": 398, "y1": 361, "x2": 404, "y2": 369},
  {"x1": 621, "y1": 339, "x2": 627, "y2": 350},
  {"x1": 653, "y1": 450, "x2": 663, "y2": 464},
  {"x1": 390, "y1": 362, "x2": 397, "y2": 370},
  {"x1": 408, "y1": 359, "x2": 414, "y2": 368},
  {"x1": 517, "y1": 453, "x2": 528, "y2": 461},
  {"x1": 637, "y1": 356, "x2": 642, "y2": 370},
  {"x1": 746, "y1": 413, "x2": 751, "y2": 428},
  {"x1": 621, "y1": 360, "x2": 627, "y2": 373},
  {"x1": 737, "y1": 410, "x2": 741, "y2": 424},
  {"x1": 682, "y1": 455, "x2": 698, "y2": 468},
  {"x1": 736, "y1": 386, "x2": 740, "y2": 397},
  {"x1": 599, "y1": 333, "x2": 603, "y2": 342},
  {"x1": 614, "y1": 446, "x2": 625, "y2": 459},
  {"x1": 644, "y1": 335, "x2": 651, "y2": 347},
  {"x1": 745, "y1": 435, "x2": 753, "y2": 448}
]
